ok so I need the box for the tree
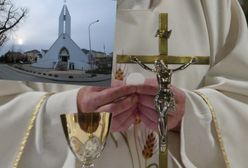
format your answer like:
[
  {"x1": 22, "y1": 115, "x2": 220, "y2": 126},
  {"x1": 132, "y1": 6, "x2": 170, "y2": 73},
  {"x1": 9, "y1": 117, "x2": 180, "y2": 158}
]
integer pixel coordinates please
[{"x1": 0, "y1": 0, "x2": 27, "y2": 46}]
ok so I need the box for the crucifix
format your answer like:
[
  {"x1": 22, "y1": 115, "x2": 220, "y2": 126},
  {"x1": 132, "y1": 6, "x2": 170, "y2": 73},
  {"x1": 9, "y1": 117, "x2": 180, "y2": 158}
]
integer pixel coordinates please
[{"x1": 116, "y1": 13, "x2": 210, "y2": 168}]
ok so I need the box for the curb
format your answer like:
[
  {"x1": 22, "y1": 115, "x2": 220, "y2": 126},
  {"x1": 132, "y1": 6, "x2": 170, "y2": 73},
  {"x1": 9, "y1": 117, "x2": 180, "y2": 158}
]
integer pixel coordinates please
[{"x1": 8, "y1": 65, "x2": 111, "y2": 83}]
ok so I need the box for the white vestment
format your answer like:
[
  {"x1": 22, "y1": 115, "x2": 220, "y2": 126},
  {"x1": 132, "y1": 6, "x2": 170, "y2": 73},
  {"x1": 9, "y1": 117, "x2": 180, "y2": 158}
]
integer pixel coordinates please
[
  {"x1": 0, "y1": 81, "x2": 81, "y2": 168},
  {"x1": 113, "y1": 0, "x2": 248, "y2": 167},
  {"x1": 0, "y1": 0, "x2": 248, "y2": 167}
]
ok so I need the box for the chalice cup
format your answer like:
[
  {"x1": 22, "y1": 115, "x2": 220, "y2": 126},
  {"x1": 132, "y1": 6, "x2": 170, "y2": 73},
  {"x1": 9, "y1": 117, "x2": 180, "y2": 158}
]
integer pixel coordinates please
[{"x1": 60, "y1": 112, "x2": 112, "y2": 168}]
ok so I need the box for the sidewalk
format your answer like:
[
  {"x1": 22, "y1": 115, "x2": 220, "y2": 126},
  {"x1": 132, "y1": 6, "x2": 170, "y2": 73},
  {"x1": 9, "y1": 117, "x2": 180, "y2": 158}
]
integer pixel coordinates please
[{"x1": 10, "y1": 64, "x2": 111, "y2": 82}]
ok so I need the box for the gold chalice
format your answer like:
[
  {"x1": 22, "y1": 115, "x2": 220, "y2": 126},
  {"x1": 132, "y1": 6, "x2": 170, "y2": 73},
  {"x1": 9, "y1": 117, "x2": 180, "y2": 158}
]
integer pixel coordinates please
[{"x1": 61, "y1": 112, "x2": 112, "y2": 168}]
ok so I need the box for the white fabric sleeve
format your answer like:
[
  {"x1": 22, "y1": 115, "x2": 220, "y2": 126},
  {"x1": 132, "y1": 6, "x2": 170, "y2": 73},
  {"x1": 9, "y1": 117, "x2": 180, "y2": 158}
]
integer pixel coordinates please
[
  {"x1": 0, "y1": 88, "x2": 80, "y2": 168},
  {"x1": 180, "y1": 0, "x2": 248, "y2": 167}
]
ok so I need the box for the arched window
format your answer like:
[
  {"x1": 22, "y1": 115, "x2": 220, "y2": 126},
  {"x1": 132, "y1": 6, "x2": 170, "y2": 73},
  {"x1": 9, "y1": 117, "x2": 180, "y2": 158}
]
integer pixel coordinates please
[{"x1": 59, "y1": 47, "x2": 70, "y2": 62}]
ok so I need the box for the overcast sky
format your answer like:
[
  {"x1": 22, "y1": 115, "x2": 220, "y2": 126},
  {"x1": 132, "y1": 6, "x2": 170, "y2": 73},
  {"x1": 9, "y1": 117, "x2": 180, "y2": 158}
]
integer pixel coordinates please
[{"x1": 0, "y1": 0, "x2": 116, "y2": 55}]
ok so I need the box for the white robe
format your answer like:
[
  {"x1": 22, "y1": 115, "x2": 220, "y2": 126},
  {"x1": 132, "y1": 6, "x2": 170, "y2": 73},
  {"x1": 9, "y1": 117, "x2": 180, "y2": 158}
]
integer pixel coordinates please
[
  {"x1": 0, "y1": 81, "x2": 80, "y2": 168},
  {"x1": 113, "y1": 0, "x2": 248, "y2": 167},
  {"x1": 0, "y1": 0, "x2": 248, "y2": 167}
]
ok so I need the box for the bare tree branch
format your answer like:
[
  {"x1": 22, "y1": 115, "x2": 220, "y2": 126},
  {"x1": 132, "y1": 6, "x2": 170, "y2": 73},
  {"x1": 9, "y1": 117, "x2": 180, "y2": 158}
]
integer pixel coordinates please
[
  {"x1": 0, "y1": 34, "x2": 7, "y2": 46},
  {"x1": 0, "y1": 0, "x2": 27, "y2": 46}
]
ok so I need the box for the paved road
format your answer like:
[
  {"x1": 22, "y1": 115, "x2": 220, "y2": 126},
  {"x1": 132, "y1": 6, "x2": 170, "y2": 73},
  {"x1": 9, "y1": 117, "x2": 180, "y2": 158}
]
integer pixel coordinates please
[
  {"x1": 0, "y1": 64, "x2": 53, "y2": 82},
  {"x1": 0, "y1": 64, "x2": 111, "y2": 86}
]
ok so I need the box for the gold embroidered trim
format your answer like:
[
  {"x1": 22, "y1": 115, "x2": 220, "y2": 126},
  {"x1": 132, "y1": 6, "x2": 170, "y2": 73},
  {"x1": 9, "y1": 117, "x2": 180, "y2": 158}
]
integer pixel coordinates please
[
  {"x1": 193, "y1": 91, "x2": 231, "y2": 168},
  {"x1": 12, "y1": 93, "x2": 54, "y2": 168}
]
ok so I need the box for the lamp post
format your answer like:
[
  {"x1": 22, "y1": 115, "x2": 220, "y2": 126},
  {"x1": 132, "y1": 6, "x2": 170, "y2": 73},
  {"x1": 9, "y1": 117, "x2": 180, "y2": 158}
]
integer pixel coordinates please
[{"x1": 88, "y1": 19, "x2": 99, "y2": 71}]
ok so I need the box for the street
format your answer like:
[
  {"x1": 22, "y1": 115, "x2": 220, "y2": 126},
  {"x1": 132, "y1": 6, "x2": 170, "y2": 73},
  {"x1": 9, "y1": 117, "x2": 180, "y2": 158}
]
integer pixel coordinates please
[{"x1": 0, "y1": 64, "x2": 111, "y2": 86}]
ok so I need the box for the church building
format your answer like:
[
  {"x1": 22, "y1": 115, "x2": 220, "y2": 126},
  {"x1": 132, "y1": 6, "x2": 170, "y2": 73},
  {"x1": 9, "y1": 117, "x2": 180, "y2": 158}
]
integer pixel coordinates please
[{"x1": 33, "y1": 4, "x2": 90, "y2": 71}]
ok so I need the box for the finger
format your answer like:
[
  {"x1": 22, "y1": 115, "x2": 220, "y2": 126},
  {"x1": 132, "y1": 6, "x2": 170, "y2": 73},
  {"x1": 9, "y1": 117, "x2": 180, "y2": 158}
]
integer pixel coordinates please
[
  {"x1": 111, "y1": 114, "x2": 135, "y2": 132},
  {"x1": 111, "y1": 79, "x2": 125, "y2": 87},
  {"x1": 140, "y1": 114, "x2": 158, "y2": 131},
  {"x1": 136, "y1": 85, "x2": 158, "y2": 95},
  {"x1": 138, "y1": 103, "x2": 157, "y2": 123},
  {"x1": 96, "y1": 95, "x2": 138, "y2": 116},
  {"x1": 87, "y1": 86, "x2": 108, "y2": 92},
  {"x1": 94, "y1": 85, "x2": 137, "y2": 108},
  {"x1": 77, "y1": 87, "x2": 106, "y2": 112},
  {"x1": 168, "y1": 111, "x2": 178, "y2": 117},
  {"x1": 138, "y1": 94, "x2": 156, "y2": 110},
  {"x1": 168, "y1": 115, "x2": 180, "y2": 131},
  {"x1": 111, "y1": 109, "x2": 136, "y2": 132},
  {"x1": 168, "y1": 105, "x2": 184, "y2": 131},
  {"x1": 112, "y1": 105, "x2": 136, "y2": 126},
  {"x1": 167, "y1": 102, "x2": 182, "y2": 115},
  {"x1": 116, "y1": 114, "x2": 135, "y2": 132},
  {"x1": 144, "y1": 77, "x2": 158, "y2": 86},
  {"x1": 170, "y1": 85, "x2": 186, "y2": 104}
]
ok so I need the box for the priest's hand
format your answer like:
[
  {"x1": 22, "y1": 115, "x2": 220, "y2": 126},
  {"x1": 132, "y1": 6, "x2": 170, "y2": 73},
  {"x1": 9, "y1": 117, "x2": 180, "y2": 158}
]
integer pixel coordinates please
[
  {"x1": 77, "y1": 85, "x2": 138, "y2": 132},
  {"x1": 136, "y1": 78, "x2": 186, "y2": 132}
]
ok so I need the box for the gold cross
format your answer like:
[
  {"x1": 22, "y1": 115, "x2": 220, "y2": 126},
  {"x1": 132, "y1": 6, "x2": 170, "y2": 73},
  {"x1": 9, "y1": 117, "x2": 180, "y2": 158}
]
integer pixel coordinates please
[
  {"x1": 116, "y1": 13, "x2": 210, "y2": 65},
  {"x1": 116, "y1": 13, "x2": 210, "y2": 168}
]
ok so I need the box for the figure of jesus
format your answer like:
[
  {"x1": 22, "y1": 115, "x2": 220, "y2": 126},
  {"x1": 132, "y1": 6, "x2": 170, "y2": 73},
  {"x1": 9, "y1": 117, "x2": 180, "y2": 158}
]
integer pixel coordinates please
[{"x1": 131, "y1": 56, "x2": 196, "y2": 138}]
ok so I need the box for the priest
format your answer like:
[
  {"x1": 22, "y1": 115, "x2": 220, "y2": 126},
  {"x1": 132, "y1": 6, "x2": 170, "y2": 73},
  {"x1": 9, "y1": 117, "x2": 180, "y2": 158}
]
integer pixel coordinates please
[
  {"x1": 111, "y1": 0, "x2": 248, "y2": 167},
  {"x1": 0, "y1": 0, "x2": 248, "y2": 167}
]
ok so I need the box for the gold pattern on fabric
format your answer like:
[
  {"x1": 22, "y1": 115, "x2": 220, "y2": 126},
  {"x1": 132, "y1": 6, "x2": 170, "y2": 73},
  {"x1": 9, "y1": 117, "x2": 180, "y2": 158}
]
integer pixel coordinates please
[
  {"x1": 12, "y1": 93, "x2": 54, "y2": 168},
  {"x1": 194, "y1": 91, "x2": 231, "y2": 168}
]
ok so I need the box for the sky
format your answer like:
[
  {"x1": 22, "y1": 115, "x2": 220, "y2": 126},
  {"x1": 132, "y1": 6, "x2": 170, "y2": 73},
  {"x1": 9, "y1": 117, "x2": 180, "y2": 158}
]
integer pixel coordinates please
[{"x1": 0, "y1": 0, "x2": 117, "y2": 55}]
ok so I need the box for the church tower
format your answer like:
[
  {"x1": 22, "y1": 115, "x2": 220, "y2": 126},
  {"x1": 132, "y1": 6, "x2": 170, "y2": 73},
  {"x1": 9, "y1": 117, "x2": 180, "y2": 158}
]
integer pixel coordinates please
[{"x1": 58, "y1": 5, "x2": 71, "y2": 37}]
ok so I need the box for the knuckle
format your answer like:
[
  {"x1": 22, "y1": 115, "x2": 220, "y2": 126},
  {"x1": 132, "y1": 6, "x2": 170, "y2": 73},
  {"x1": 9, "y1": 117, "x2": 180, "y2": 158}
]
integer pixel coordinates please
[{"x1": 81, "y1": 97, "x2": 94, "y2": 112}]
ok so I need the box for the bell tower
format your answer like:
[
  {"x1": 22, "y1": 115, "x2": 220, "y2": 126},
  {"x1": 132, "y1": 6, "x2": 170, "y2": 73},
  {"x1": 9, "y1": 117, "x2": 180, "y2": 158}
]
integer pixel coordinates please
[{"x1": 58, "y1": 1, "x2": 71, "y2": 37}]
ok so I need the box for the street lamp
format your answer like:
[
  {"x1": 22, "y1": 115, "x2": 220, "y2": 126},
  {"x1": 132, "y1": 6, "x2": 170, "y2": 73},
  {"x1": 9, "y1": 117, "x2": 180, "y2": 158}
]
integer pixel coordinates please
[{"x1": 88, "y1": 19, "x2": 99, "y2": 71}]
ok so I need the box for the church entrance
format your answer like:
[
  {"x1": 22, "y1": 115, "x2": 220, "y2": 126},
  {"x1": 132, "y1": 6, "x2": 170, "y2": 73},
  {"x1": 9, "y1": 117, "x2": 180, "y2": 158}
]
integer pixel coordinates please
[
  {"x1": 59, "y1": 47, "x2": 70, "y2": 62},
  {"x1": 56, "y1": 47, "x2": 70, "y2": 71}
]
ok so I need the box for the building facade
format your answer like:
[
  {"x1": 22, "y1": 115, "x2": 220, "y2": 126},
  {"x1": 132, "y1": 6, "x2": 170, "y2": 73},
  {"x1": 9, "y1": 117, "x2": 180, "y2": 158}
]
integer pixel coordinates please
[{"x1": 33, "y1": 5, "x2": 90, "y2": 71}]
